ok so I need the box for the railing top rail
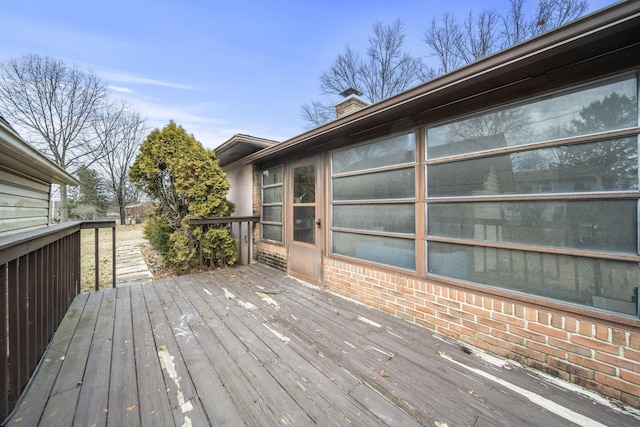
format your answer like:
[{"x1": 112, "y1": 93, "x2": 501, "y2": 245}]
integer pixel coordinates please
[
  {"x1": 0, "y1": 220, "x2": 116, "y2": 266},
  {"x1": 188, "y1": 216, "x2": 260, "y2": 225},
  {"x1": 80, "y1": 220, "x2": 117, "y2": 230},
  {"x1": 0, "y1": 222, "x2": 82, "y2": 266}
]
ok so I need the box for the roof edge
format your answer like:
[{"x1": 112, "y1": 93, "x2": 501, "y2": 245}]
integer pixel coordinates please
[{"x1": 0, "y1": 120, "x2": 79, "y2": 186}]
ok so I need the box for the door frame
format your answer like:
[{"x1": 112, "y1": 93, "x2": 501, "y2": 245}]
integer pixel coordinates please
[{"x1": 287, "y1": 155, "x2": 324, "y2": 284}]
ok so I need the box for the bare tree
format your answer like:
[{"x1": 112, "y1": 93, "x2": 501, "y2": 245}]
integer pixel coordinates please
[
  {"x1": 92, "y1": 102, "x2": 147, "y2": 225},
  {"x1": 302, "y1": 20, "x2": 426, "y2": 128},
  {"x1": 361, "y1": 21, "x2": 427, "y2": 102},
  {"x1": 530, "y1": 0, "x2": 588, "y2": 35},
  {"x1": 458, "y1": 10, "x2": 501, "y2": 64},
  {"x1": 423, "y1": 12, "x2": 464, "y2": 76},
  {"x1": 0, "y1": 54, "x2": 107, "y2": 221}
]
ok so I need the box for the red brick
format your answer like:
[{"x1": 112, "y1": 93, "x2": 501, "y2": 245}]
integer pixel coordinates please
[
  {"x1": 595, "y1": 372, "x2": 640, "y2": 397},
  {"x1": 578, "y1": 321, "x2": 593, "y2": 337},
  {"x1": 538, "y1": 310, "x2": 550, "y2": 325},
  {"x1": 527, "y1": 323, "x2": 568, "y2": 340},
  {"x1": 567, "y1": 353, "x2": 616, "y2": 375},
  {"x1": 596, "y1": 352, "x2": 639, "y2": 372},
  {"x1": 476, "y1": 332, "x2": 509, "y2": 350},
  {"x1": 460, "y1": 335, "x2": 492, "y2": 352},
  {"x1": 570, "y1": 335, "x2": 620, "y2": 356},
  {"x1": 595, "y1": 324, "x2": 609, "y2": 341},
  {"x1": 548, "y1": 356, "x2": 594, "y2": 379},
  {"x1": 510, "y1": 326, "x2": 546, "y2": 343},
  {"x1": 449, "y1": 323, "x2": 475, "y2": 337},
  {"x1": 509, "y1": 344, "x2": 547, "y2": 363},
  {"x1": 435, "y1": 296, "x2": 461, "y2": 310},
  {"x1": 492, "y1": 312, "x2": 525, "y2": 328},
  {"x1": 548, "y1": 337, "x2": 592, "y2": 357},
  {"x1": 462, "y1": 319, "x2": 490, "y2": 335},
  {"x1": 620, "y1": 369, "x2": 640, "y2": 385},
  {"x1": 573, "y1": 376, "x2": 620, "y2": 401},
  {"x1": 405, "y1": 308, "x2": 426, "y2": 321},
  {"x1": 550, "y1": 313, "x2": 563, "y2": 329},
  {"x1": 436, "y1": 311, "x2": 461, "y2": 324},
  {"x1": 528, "y1": 341, "x2": 565, "y2": 359},
  {"x1": 415, "y1": 304, "x2": 436, "y2": 317},
  {"x1": 477, "y1": 317, "x2": 507, "y2": 331},
  {"x1": 514, "y1": 305, "x2": 525, "y2": 319},
  {"x1": 492, "y1": 330, "x2": 525, "y2": 346},
  {"x1": 612, "y1": 329, "x2": 627, "y2": 347},
  {"x1": 448, "y1": 307, "x2": 475, "y2": 322},
  {"x1": 525, "y1": 308, "x2": 537, "y2": 321},
  {"x1": 503, "y1": 302, "x2": 513, "y2": 316},
  {"x1": 630, "y1": 333, "x2": 640, "y2": 350},
  {"x1": 462, "y1": 303, "x2": 490, "y2": 318},
  {"x1": 621, "y1": 392, "x2": 640, "y2": 409},
  {"x1": 624, "y1": 348, "x2": 640, "y2": 363}
]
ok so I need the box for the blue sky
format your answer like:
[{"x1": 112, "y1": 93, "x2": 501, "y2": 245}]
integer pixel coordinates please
[{"x1": 0, "y1": 0, "x2": 617, "y2": 150}]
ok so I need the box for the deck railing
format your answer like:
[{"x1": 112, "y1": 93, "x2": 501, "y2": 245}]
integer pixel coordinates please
[
  {"x1": 188, "y1": 216, "x2": 260, "y2": 267},
  {"x1": 0, "y1": 220, "x2": 116, "y2": 421}
]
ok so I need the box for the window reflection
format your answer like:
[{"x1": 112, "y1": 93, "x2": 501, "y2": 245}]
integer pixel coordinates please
[
  {"x1": 334, "y1": 204, "x2": 415, "y2": 234},
  {"x1": 333, "y1": 133, "x2": 416, "y2": 174},
  {"x1": 428, "y1": 74, "x2": 638, "y2": 158},
  {"x1": 334, "y1": 168, "x2": 415, "y2": 200},
  {"x1": 428, "y1": 242, "x2": 638, "y2": 316},
  {"x1": 334, "y1": 232, "x2": 415, "y2": 270},
  {"x1": 428, "y1": 200, "x2": 637, "y2": 254},
  {"x1": 294, "y1": 165, "x2": 315, "y2": 203},
  {"x1": 428, "y1": 138, "x2": 639, "y2": 197}
]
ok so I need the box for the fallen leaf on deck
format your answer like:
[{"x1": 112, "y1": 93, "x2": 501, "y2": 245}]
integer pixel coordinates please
[
  {"x1": 380, "y1": 370, "x2": 389, "y2": 377},
  {"x1": 14, "y1": 417, "x2": 22, "y2": 423},
  {"x1": 149, "y1": 410, "x2": 160, "y2": 416},
  {"x1": 59, "y1": 356, "x2": 65, "y2": 361},
  {"x1": 127, "y1": 404, "x2": 138, "y2": 412}
]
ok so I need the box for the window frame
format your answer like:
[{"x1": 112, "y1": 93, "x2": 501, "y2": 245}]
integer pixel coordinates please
[
  {"x1": 330, "y1": 131, "x2": 418, "y2": 271},
  {"x1": 261, "y1": 165, "x2": 284, "y2": 244},
  {"x1": 423, "y1": 70, "x2": 640, "y2": 317}
]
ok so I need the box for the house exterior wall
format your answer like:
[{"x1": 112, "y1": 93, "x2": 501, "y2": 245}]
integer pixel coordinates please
[
  {"x1": 250, "y1": 4, "x2": 640, "y2": 407},
  {"x1": 223, "y1": 160, "x2": 254, "y2": 216},
  {"x1": 0, "y1": 166, "x2": 51, "y2": 236}
]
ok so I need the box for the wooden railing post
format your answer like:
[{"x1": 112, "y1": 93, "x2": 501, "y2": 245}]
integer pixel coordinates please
[{"x1": 188, "y1": 216, "x2": 260, "y2": 267}]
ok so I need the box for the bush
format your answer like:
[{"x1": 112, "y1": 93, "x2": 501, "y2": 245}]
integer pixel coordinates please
[{"x1": 143, "y1": 216, "x2": 172, "y2": 255}]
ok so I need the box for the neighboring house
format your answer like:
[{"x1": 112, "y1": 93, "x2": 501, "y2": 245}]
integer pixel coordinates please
[
  {"x1": 0, "y1": 116, "x2": 78, "y2": 237},
  {"x1": 223, "y1": 2, "x2": 640, "y2": 407}
]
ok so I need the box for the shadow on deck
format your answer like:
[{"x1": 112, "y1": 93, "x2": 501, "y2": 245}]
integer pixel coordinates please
[{"x1": 5, "y1": 264, "x2": 639, "y2": 426}]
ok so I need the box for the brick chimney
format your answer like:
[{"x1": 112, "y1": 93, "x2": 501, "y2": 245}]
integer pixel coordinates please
[{"x1": 335, "y1": 88, "x2": 369, "y2": 118}]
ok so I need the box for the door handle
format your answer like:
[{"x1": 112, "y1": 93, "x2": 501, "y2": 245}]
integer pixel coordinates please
[{"x1": 315, "y1": 218, "x2": 321, "y2": 228}]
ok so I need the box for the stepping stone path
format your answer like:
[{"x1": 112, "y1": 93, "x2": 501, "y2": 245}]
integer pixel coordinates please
[{"x1": 116, "y1": 243, "x2": 153, "y2": 286}]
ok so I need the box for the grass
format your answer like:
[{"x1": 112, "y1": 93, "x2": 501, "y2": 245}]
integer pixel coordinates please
[{"x1": 80, "y1": 223, "x2": 146, "y2": 292}]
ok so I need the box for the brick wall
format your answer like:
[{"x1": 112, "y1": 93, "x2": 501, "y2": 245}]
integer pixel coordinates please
[
  {"x1": 256, "y1": 242, "x2": 287, "y2": 271},
  {"x1": 324, "y1": 258, "x2": 640, "y2": 407}
]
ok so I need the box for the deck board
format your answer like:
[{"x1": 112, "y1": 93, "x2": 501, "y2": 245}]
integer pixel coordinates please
[{"x1": 5, "y1": 264, "x2": 640, "y2": 426}]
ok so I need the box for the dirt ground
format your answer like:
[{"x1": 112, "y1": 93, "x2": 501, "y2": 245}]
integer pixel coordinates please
[{"x1": 80, "y1": 222, "x2": 168, "y2": 292}]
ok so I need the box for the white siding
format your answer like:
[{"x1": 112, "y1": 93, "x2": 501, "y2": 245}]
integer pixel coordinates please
[{"x1": 0, "y1": 166, "x2": 51, "y2": 236}]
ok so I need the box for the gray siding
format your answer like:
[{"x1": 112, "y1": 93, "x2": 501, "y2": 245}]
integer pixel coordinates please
[{"x1": 0, "y1": 166, "x2": 51, "y2": 236}]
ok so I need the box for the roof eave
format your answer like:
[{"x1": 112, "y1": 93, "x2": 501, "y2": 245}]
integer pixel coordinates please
[
  {"x1": 243, "y1": 1, "x2": 639, "y2": 165},
  {"x1": 0, "y1": 121, "x2": 79, "y2": 186}
]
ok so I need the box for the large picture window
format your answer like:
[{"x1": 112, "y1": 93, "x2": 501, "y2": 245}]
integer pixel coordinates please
[
  {"x1": 331, "y1": 133, "x2": 417, "y2": 270},
  {"x1": 426, "y1": 72, "x2": 640, "y2": 316},
  {"x1": 261, "y1": 166, "x2": 283, "y2": 243}
]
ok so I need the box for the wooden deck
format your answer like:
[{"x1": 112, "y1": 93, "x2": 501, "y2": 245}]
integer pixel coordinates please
[{"x1": 4, "y1": 264, "x2": 639, "y2": 426}]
